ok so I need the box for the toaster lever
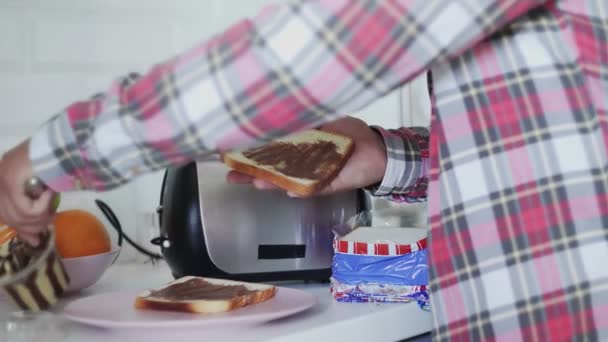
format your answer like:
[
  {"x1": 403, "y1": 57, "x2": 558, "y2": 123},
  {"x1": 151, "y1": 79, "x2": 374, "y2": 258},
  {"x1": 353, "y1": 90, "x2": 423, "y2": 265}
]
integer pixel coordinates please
[{"x1": 151, "y1": 236, "x2": 171, "y2": 248}]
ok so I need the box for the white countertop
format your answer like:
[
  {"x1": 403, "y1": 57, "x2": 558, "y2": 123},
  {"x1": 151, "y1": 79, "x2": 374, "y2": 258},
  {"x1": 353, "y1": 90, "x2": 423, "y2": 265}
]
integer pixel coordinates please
[{"x1": 1, "y1": 262, "x2": 431, "y2": 342}]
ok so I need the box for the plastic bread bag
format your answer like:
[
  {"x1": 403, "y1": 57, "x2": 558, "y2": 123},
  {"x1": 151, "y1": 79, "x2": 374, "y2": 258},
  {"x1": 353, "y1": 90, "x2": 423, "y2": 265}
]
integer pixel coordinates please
[
  {"x1": 330, "y1": 278, "x2": 429, "y2": 307},
  {"x1": 332, "y1": 247, "x2": 428, "y2": 285},
  {"x1": 330, "y1": 210, "x2": 429, "y2": 309},
  {"x1": 330, "y1": 243, "x2": 429, "y2": 309}
]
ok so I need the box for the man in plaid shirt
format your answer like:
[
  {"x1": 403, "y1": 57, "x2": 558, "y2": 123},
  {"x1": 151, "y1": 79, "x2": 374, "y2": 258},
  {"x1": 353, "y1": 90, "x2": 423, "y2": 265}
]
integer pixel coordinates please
[{"x1": 0, "y1": 0, "x2": 606, "y2": 340}]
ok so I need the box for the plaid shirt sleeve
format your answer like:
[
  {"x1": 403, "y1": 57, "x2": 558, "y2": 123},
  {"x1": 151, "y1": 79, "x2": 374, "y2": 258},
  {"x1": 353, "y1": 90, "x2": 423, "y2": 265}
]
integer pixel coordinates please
[
  {"x1": 367, "y1": 126, "x2": 429, "y2": 203},
  {"x1": 28, "y1": 0, "x2": 548, "y2": 191}
]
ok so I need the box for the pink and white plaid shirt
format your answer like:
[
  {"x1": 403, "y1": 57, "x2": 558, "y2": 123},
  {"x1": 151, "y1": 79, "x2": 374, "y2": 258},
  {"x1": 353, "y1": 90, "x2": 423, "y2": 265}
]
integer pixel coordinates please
[{"x1": 29, "y1": 0, "x2": 607, "y2": 340}]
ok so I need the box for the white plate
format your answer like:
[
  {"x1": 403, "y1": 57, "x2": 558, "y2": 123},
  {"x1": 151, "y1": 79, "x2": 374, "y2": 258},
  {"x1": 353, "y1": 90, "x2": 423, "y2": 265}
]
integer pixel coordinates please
[{"x1": 63, "y1": 287, "x2": 316, "y2": 329}]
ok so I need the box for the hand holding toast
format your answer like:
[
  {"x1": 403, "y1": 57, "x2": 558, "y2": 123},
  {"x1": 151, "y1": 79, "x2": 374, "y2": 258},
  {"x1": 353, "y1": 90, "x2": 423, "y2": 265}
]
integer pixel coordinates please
[{"x1": 226, "y1": 117, "x2": 387, "y2": 197}]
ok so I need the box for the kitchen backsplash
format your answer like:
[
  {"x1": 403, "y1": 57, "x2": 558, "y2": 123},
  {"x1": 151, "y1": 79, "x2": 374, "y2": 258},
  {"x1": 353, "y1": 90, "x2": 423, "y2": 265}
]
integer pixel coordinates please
[{"x1": 0, "y1": 0, "x2": 430, "y2": 262}]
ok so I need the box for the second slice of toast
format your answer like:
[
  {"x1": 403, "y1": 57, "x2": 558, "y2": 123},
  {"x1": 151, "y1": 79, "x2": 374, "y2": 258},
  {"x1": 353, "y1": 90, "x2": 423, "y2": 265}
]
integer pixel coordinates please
[{"x1": 223, "y1": 130, "x2": 354, "y2": 196}]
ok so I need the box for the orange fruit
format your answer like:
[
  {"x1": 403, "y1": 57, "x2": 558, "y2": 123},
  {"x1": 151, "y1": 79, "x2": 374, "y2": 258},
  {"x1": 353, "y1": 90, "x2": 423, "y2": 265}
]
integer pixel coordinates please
[{"x1": 53, "y1": 210, "x2": 111, "y2": 258}]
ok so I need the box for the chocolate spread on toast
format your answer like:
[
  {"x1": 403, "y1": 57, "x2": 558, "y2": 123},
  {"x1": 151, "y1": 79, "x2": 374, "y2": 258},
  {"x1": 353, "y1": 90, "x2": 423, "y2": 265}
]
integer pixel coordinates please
[
  {"x1": 148, "y1": 278, "x2": 259, "y2": 300},
  {"x1": 243, "y1": 141, "x2": 341, "y2": 180}
]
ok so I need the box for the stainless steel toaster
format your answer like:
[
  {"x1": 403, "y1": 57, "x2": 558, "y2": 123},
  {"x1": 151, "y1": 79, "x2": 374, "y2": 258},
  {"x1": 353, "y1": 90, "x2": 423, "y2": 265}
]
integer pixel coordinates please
[{"x1": 155, "y1": 160, "x2": 369, "y2": 282}]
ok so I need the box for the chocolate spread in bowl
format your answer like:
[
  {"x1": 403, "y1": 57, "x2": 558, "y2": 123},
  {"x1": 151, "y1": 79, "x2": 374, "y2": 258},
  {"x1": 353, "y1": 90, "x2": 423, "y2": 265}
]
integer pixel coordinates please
[
  {"x1": 243, "y1": 141, "x2": 341, "y2": 180},
  {"x1": 0, "y1": 233, "x2": 50, "y2": 277},
  {"x1": 148, "y1": 278, "x2": 259, "y2": 301},
  {"x1": 0, "y1": 232, "x2": 69, "y2": 311}
]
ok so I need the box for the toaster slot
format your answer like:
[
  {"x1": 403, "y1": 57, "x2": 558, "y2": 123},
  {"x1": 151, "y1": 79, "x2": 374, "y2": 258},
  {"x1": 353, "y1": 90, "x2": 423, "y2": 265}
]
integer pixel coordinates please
[{"x1": 258, "y1": 245, "x2": 306, "y2": 259}]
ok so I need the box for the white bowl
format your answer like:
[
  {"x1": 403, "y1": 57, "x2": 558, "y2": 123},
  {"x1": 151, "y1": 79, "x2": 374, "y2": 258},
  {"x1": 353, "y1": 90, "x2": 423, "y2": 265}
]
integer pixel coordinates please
[{"x1": 62, "y1": 248, "x2": 120, "y2": 293}]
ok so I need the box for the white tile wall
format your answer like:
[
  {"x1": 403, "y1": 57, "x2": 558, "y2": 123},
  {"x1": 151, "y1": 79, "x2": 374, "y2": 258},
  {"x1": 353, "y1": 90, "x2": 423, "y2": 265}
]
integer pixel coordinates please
[
  {"x1": 0, "y1": 9, "x2": 26, "y2": 72},
  {"x1": 0, "y1": 75, "x2": 83, "y2": 125},
  {"x1": 32, "y1": 14, "x2": 173, "y2": 72},
  {"x1": 0, "y1": 0, "x2": 430, "y2": 262}
]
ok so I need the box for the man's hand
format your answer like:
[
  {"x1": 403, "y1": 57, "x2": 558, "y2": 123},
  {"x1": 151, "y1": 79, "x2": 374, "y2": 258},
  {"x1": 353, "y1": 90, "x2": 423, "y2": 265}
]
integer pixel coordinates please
[
  {"x1": 0, "y1": 140, "x2": 56, "y2": 245},
  {"x1": 226, "y1": 116, "x2": 387, "y2": 196}
]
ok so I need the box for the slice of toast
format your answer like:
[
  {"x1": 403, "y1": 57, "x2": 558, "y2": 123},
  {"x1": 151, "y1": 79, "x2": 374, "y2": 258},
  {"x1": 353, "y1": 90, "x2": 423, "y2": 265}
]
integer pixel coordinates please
[
  {"x1": 223, "y1": 130, "x2": 354, "y2": 196},
  {"x1": 134, "y1": 276, "x2": 276, "y2": 314}
]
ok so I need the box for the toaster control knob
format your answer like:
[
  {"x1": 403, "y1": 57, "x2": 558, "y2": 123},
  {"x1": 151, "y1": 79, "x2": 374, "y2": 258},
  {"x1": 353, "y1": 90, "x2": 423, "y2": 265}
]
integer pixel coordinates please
[{"x1": 151, "y1": 236, "x2": 171, "y2": 248}]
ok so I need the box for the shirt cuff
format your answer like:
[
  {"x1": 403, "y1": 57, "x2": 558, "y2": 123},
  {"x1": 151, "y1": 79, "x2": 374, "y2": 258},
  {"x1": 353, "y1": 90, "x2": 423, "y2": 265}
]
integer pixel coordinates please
[
  {"x1": 365, "y1": 126, "x2": 428, "y2": 198},
  {"x1": 29, "y1": 113, "x2": 87, "y2": 192}
]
